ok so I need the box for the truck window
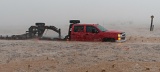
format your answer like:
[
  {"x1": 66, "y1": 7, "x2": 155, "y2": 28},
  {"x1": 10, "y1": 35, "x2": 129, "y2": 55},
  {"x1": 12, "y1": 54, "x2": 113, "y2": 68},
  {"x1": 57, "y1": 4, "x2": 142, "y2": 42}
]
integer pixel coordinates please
[
  {"x1": 74, "y1": 26, "x2": 84, "y2": 32},
  {"x1": 86, "y1": 26, "x2": 98, "y2": 33},
  {"x1": 97, "y1": 25, "x2": 107, "y2": 32}
]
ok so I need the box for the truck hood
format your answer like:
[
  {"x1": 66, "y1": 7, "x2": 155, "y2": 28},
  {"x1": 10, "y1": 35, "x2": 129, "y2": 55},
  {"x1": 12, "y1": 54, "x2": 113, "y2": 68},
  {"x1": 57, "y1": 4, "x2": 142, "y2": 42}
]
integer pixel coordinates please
[{"x1": 105, "y1": 30, "x2": 122, "y2": 34}]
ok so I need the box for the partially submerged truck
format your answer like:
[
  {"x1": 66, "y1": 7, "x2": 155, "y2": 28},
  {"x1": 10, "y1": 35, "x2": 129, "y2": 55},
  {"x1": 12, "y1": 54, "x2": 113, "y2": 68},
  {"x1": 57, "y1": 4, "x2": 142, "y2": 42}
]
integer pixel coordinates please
[
  {"x1": 0, "y1": 20, "x2": 126, "y2": 42},
  {"x1": 66, "y1": 20, "x2": 126, "y2": 42}
]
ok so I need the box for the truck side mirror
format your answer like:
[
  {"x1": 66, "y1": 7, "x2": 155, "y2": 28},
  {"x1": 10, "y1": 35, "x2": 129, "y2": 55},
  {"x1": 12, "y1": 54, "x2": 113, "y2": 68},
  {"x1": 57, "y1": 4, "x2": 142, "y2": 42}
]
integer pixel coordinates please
[{"x1": 92, "y1": 29, "x2": 98, "y2": 33}]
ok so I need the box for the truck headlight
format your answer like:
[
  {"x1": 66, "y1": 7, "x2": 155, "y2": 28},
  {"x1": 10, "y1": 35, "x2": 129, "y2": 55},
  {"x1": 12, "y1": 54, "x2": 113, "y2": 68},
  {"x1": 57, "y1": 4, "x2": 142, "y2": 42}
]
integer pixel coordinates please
[
  {"x1": 118, "y1": 37, "x2": 121, "y2": 40},
  {"x1": 118, "y1": 34, "x2": 121, "y2": 37}
]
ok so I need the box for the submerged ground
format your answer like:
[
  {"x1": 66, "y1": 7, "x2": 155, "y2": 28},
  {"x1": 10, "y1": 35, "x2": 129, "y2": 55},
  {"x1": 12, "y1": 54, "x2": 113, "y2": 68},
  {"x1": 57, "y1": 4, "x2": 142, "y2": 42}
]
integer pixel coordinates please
[
  {"x1": 1, "y1": 24, "x2": 160, "y2": 72},
  {"x1": 0, "y1": 38, "x2": 160, "y2": 72}
]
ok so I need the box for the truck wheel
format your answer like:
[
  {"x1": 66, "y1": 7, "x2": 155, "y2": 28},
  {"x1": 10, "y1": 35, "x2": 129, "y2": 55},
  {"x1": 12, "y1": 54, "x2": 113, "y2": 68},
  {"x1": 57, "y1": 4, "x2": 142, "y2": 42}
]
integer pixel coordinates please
[
  {"x1": 103, "y1": 38, "x2": 109, "y2": 42},
  {"x1": 110, "y1": 38, "x2": 115, "y2": 42},
  {"x1": 103, "y1": 38, "x2": 115, "y2": 42}
]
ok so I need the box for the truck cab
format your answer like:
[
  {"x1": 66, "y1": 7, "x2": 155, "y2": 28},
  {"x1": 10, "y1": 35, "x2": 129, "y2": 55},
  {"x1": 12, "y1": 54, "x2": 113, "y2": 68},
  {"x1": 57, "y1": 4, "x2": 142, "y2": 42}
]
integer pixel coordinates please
[{"x1": 67, "y1": 20, "x2": 126, "y2": 42}]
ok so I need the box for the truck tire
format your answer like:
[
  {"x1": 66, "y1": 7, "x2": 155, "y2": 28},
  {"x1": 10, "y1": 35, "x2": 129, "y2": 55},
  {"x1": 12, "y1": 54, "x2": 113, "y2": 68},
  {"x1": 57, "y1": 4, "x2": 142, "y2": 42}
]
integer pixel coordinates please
[
  {"x1": 110, "y1": 38, "x2": 115, "y2": 42},
  {"x1": 103, "y1": 38, "x2": 115, "y2": 42},
  {"x1": 103, "y1": 38, "x2": 109, "y2": 42},
  {"x1": 70, "y1": 20, "x2": 80, "y2": 24}
]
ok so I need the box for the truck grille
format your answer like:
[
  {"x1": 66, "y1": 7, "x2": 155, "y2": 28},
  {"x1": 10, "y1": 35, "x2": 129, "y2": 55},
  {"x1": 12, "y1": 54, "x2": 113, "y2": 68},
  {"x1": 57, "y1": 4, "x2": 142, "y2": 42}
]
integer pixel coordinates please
[
  {"x1": 121, "y1": 32, "x2": 126, "y2": 40},
  {"x1": 121, "y1": 37, "x2": 125, "y2": 40},
  {"x1": 121, "y1": 32, "x2": 126, "y2": 36}
]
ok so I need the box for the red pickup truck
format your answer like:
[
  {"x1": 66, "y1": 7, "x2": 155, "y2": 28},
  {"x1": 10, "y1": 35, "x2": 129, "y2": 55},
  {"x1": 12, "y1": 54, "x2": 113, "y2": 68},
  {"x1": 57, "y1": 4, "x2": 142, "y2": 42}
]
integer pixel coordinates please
[{"x1": 66, "y1": 20, "x2": 126, "y2": 42}]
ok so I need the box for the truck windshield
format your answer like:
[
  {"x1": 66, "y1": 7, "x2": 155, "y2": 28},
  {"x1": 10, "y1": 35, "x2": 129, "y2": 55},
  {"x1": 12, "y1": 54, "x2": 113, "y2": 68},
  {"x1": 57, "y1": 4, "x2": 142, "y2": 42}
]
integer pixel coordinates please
[{"x1": 97, "y1": 25, "x2": 107, "y2": 32}]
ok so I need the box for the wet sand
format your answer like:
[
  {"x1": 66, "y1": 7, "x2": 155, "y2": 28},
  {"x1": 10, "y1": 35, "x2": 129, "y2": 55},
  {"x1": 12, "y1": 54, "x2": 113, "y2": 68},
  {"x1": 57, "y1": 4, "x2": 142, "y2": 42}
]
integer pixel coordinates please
[{"x1": 1, "y1": 24, "x2": 160, "y2": 72}]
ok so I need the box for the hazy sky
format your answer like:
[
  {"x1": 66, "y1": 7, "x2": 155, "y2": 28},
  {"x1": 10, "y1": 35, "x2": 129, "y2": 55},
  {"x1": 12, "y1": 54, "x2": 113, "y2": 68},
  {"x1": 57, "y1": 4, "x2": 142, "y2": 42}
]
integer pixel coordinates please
[{"x1": 0, "y1": 0, "x2": 160, "y2": 31}]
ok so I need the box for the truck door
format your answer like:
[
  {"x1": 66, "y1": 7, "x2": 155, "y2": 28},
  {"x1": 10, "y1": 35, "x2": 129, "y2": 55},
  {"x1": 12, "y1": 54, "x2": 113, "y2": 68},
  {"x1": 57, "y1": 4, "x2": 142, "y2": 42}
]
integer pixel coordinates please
[
  {"x1": 84, "y1": 26, "x2": 100, "y2": 41},
  {"x1": 71, "y1": 25, "x2": 85, "y2": 41}
]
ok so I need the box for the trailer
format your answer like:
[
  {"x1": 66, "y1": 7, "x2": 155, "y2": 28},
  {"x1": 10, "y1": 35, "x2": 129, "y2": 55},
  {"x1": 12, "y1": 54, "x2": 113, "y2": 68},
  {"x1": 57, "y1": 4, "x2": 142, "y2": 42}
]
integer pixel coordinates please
[{"x1": 0, "y1": 23, "x2": 61, "y2": 40}]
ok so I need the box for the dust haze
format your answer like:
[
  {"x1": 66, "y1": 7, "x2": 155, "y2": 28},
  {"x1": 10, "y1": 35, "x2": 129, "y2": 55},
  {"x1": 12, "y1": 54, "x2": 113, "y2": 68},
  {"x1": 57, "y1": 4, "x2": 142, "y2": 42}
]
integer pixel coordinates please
[
  {"x1": 2, "y1": 1, "x2": 160, "y2": 72},
  {"x1": 0, "y1": 0, "x2": 160, "y2": 37}
]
